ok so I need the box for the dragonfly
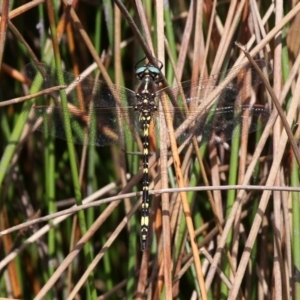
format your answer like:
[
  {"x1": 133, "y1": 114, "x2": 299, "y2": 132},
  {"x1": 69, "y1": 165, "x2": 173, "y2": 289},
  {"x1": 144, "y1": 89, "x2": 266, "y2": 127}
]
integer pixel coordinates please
[{"x1": 24, "y1": 58, "x2": 272, "y2": 251}]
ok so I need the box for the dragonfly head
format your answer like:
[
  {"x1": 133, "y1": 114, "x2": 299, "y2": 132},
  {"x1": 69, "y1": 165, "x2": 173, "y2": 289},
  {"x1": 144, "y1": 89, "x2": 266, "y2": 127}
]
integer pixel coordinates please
[
  {"x1": 135, "y1": 57, "x2": 164, "y2": 83},
  {"x1": 135, "y1": 64, "x2": 163, "y2": 83}
]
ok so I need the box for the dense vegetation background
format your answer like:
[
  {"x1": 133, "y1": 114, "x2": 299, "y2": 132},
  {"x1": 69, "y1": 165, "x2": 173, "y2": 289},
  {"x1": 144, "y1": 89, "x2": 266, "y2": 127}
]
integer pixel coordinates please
[{"x1": 1, "y1": 1, "x2": 300, "y2": 299}]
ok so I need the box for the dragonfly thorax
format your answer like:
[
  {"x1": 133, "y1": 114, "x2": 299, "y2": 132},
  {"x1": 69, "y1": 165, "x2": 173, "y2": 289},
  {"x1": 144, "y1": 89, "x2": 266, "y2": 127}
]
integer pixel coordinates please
[
  {"x1": 135, "y1": 89, "x2": 157, "y2": 116},
  {"x1": 135, "y1": 72, "x2": 159, "y2": 116}
]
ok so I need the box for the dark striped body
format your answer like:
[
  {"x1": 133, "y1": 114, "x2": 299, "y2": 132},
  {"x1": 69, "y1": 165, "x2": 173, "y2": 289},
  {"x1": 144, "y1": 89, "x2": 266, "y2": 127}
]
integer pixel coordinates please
[
  {"x1": 135, "y1": 63, "x2": 162, "y2": 250},
  {"x1": 25, "y1": 59, "x2": 272, "y2": 252}
]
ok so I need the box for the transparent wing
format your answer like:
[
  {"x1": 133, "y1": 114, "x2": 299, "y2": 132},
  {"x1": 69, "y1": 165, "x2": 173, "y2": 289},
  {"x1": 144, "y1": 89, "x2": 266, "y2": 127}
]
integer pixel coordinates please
[
  {"x1": 24, "y1": 61, "x2": 273, "y2": 147},
  {"x1": 153, "y1": 60, "x2": 273, "y2": 145},
  {"x1": 24, "y1": 63, "x2": 139, "y2": 146},
  {"x1": 158, "y1": 60, "x2": 272, "y2": 107}
]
